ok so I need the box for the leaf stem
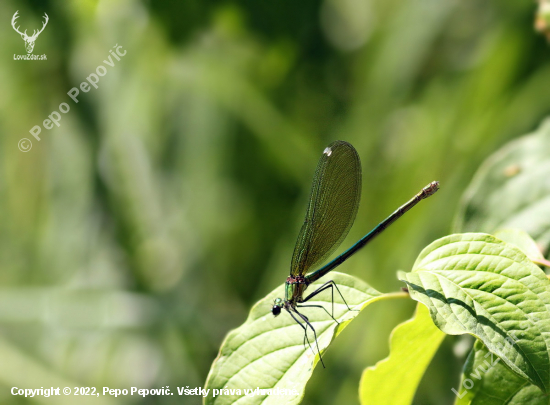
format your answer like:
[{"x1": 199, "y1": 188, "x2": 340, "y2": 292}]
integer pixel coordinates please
[
  {"x1": 532, "y1": 257, "x2": 550, "y2": 268},
  {"x1": 379, "y1": 291, "x2": 410, "y2": 301}
]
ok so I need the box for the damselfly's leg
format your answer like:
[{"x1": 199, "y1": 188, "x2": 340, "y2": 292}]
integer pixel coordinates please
[
  {"x1": 286, "y1": 307, "x2": 325, "y2": 368},
  {"x1": 297, "y1": 303, "x2": 338, "y2": 323},
  {"x1": 287, "y1": 308, "x2": 315, "y2": 358},
  {"x1": 299, "y1": 280, "x2": 358, "y2": 321},
  {"x1": 286, "y1": 308, "x2": 315, "y2": 352}
]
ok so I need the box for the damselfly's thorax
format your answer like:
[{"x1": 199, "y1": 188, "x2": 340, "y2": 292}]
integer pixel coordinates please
[
  {"x1": 285, "y1": 275, "x2": 309, "y2": 305},
  {"x1": 272, "y1": 275, "x2": 310, "y2": 316}
]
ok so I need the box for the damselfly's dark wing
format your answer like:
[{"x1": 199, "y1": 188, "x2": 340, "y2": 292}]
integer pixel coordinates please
[{"x1": 290, "y1": 141, "x2": 361, "y2": 276}]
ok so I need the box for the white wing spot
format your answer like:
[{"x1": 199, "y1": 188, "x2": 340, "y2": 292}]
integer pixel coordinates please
[{"x1": 323, "y1": 147, "x2": 332, "y2": 156}]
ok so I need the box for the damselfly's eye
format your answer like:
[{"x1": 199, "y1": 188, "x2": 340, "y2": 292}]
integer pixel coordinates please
[{"x1": 271, "y1": 305, "x2": 281, "y2": 316}]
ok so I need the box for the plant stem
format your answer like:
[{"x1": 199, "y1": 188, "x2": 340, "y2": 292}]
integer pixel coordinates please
[
  {"x1": 533, "y1": 257, "x2": 550, "y2": 268},
  {"x1": 378, "y1": 291, "x2": 410, "y2": 301}
]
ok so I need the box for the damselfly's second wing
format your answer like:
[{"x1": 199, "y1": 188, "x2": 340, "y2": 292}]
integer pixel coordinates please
[{"x1": 290, "y1": 141, "x2": 361, "y2": 276}]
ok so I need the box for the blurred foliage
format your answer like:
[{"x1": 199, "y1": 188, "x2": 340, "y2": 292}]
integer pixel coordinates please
[
  {"x1": 455, "y1": 118, "x2": 550, "y2": 251},
  {"x1": 536, "y1": 0, "x2": 550, "y2": 41},
  {"x1": 360, "y1": 304, "x2": 445, "y2": 405},
  {"x1": 1, "y1": 0, "x2": 550, "y2": 404}
]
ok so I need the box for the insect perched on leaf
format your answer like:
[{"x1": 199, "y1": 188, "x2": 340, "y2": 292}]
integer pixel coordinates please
[{"x1": 271, "y1": 140, "x2": 439, "y2": 366}]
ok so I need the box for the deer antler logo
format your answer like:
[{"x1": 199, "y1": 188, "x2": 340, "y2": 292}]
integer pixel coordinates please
[{"x1": 11, "y1": 11, "x2": 49, "y2": 54}]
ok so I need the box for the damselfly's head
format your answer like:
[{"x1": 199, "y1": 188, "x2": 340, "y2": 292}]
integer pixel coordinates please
[{"x1": 272, "y1": 298, "x2": 284, "y2": 316}]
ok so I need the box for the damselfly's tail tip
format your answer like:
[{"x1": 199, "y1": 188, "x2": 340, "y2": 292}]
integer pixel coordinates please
[{"x1": 422, "y1": 181, "x2": 439, "y2": 198}]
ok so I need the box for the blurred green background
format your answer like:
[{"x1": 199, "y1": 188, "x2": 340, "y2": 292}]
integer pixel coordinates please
[{"x1": 1, "y1": 0, "x2": 550, "y2": 404}]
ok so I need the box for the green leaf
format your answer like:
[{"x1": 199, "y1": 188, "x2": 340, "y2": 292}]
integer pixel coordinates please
[
  {"x1": 455, "y1": 118, "x2": 550, "y2": 252},
  {"x1": 359, "y1": 304, "x2": 445, "y2": 405},
  {"x1": 494, "y1": 229, "x2": 545, "y2": 262},
  {"x1": 453, "y1": 231, "x2": 550, "y2": 404},
  {"x1": 495, "y1": 229, "x2": 550, "y2": 269},
  {"x1": 495, "y1": 229, "x2": 544, "y2": 260},
  {"x1": 399, "y1": 233, "x2": 550, "y2": 393},
  {"x1": 203, "y1": 272, "x2": 384, "y2": 405},
  {"x1": 454, "y1": 340, "x2": 549, "y2": 405}
]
